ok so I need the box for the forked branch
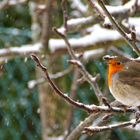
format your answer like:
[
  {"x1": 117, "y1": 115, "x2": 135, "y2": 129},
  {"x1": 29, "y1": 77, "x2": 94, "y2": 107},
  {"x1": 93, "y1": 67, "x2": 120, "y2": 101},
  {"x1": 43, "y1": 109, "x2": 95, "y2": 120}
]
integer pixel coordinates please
[{"x1": 31, "y1": 54, "x2": 136, "y2": 114}]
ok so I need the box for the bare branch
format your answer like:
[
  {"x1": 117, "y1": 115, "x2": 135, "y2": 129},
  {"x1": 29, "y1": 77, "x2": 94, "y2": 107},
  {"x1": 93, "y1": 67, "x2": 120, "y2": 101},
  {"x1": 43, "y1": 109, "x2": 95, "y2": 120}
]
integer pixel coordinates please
[
  {"x1": 53, "y1": 27, "x2": 77, "y2": 60},
  {"x1": 54, "y1": 27, "x2": 104, "y2": 104},
  {"x1": 54, "y1": 3, "x2": 104, "y2": 104},
  {"x1": 67, "y1": 113, "x2": 100, "y2": 140},
  {"x1": 31, "y1": 54, "x2": 136, "y2": 114},
  {"x1": 84, "y1": 118, "x2": 140, "y2": 134},
  {"x1": 87, "y1": 0, "x2": 105, "y2": 19},
  {"x1": 31, "y1": 54, "x2": 93, "y2": 113},
  {"x1": 28, "y1": 66, "x2": 73, "y2": 89}
]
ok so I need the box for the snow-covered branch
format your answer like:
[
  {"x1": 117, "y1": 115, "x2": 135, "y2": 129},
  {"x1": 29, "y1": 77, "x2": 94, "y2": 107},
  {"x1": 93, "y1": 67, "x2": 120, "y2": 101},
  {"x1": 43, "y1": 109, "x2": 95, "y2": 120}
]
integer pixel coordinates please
[{"x1": 0, "y1": 22, "x2": 140, "y2": 62}]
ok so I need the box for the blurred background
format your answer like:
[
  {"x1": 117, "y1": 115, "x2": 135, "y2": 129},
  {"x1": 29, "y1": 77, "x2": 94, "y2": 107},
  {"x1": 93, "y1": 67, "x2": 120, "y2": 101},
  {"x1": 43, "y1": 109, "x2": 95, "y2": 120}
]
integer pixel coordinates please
[
  {"x1": 0, "y1": 1, "x2": 40, "y2": 139},
  {"x1": 0, "y1": 0, "x2": 140, "y2": 140}
]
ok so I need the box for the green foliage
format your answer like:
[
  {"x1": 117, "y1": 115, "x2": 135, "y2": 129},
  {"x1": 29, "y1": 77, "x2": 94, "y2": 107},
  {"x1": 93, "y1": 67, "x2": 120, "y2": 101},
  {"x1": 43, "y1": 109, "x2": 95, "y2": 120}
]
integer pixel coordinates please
[
  {"x1": 0, "y1": 3, "x2": 31, "y2": 47},
  {"x1": 0, "y1": 3, "x2": 41, "y2": 140},
  {"x1": 0, "y1": 58, "x2": 41, "y2": 140}
]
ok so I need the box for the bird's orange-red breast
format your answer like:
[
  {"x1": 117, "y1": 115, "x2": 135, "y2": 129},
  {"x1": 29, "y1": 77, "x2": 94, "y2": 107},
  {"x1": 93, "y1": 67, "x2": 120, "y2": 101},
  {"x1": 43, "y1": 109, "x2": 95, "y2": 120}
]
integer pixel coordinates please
[{"x1": 104, "y1": 55, "x2": 140, "y2": 107}]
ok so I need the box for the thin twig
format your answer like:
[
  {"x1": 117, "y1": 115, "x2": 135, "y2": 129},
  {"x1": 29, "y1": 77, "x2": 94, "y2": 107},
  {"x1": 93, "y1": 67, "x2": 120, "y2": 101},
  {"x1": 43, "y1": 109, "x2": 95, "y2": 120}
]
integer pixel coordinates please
[
  {"x1": 68, "y1": 59, "x2": 103, "y2": 104},
  {"x1": 84, "y1": 118, "x2": 140, "y2": 134},
  {"x1": 87, "y1": 0, "x2": 105, "y2": 19},
  {"x1": 67, "y1": 113, "x2": 100, "y2": 140},
  {"x1": 28, "y1": 66, "x2": 73, "y2": 89},
  {"x1": 53, "y1": 27, "x2": 77, "y2": 60}
]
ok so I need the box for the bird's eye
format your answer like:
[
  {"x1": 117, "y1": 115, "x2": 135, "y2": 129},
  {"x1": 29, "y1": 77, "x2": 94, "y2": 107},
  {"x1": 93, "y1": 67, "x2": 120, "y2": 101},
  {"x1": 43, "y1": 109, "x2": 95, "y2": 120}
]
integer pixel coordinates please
[{"x1": 117, "y1": 62, "x2": 121, "y2": 65}]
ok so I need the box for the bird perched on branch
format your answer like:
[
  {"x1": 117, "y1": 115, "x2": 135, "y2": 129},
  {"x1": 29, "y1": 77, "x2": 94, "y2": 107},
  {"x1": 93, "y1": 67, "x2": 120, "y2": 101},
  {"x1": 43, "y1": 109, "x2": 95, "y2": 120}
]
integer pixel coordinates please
[{"x1": 104, "y1": 55, "x2": 140, "y2": 107}]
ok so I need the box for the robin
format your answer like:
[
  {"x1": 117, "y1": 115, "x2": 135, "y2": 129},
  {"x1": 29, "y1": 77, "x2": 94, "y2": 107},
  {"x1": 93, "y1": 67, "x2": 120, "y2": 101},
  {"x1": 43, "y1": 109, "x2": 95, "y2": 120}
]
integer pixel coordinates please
[{"x1": 104, "y1": 55, "x2": 140, "y2": 107}]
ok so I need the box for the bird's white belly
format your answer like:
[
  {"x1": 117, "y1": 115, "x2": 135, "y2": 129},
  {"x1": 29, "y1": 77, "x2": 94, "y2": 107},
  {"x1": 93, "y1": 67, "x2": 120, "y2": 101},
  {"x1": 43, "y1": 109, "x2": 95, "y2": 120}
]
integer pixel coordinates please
[{"x1": 110, "y1": 80, "x2": 140, "y2": 106}]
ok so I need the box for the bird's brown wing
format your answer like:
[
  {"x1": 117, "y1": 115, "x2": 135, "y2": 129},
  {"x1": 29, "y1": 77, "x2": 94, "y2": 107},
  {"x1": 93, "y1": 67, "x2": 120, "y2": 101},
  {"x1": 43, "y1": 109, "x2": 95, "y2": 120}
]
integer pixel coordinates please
[
  {"x1": 125, "y1": 61, "x2": 140, "y2": 74},
  {"x1": 117, "y1": 70, "x2": 140, "y2": 89}
]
